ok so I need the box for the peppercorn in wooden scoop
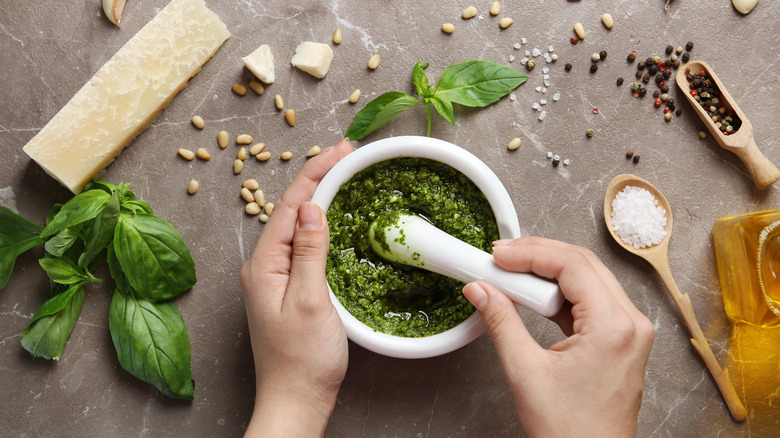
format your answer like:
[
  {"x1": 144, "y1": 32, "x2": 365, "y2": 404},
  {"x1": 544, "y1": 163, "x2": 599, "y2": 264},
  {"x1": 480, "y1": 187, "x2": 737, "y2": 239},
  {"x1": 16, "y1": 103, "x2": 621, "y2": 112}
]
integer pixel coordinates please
[
  {"x1": 677, "y1": 61, "x2": 779, "y2": 189},
  {"x1": 604, "y1": 174, "x2": 747, "y2": 422}
]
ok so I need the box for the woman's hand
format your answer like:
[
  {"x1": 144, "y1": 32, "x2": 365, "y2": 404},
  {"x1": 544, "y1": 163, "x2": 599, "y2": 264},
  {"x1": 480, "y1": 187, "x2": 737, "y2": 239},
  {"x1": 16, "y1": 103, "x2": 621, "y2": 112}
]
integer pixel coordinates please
[
  {"x1": 463, "y1": 236, "x2": 654, "y2": 438},
  {"x1": 241, "y1": 139, "x2": 353, "y2": 437}
]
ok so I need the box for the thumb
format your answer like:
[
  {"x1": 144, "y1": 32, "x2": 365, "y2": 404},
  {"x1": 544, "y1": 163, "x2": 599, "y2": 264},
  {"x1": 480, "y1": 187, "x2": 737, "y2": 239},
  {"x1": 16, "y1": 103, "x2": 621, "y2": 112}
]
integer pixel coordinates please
[
  {"x1": 463, "y1": 281, "x2": 543, "y2": 371},
  {"x1": 287, "y1": 202, "x2": 330, "y2": 306}
]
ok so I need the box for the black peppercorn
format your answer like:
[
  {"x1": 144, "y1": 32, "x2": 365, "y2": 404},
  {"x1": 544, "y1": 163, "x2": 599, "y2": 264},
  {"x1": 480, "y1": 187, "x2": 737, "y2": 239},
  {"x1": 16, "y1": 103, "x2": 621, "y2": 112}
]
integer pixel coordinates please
[
  {"x1": 668, "y1": 104, "x2": 676, "y2": 111},
  {"x1": 666, "y1": 45, "x2": 674, "y2": 55},
  {"x1": 633, "y1": 155, "x2": 640, "y2": 164},
  {"x1": 638, "y1": 87, "x2": 647, "y2": 97},
  {"x1": 626, "y1": 150, "x2": 634, "y2": 159},
  {"x1": 590, "y1": 64, "x2": 598, "y2": 73},
  {"x1": 646, "y1": 57, "x2": 655, "y2": 65},
  {"x1": 675, "y1": 109, "x2": 682, "y2": 116},
  {"x1": 599, "y1": 50, "x2": 608, "y2": 60},
  {"x1": 685, "y1": 41, "x2": 694, "y2": 51},
  {"x1": 681, "y1": 53, "x2": 690, "y2": 63},
  {"x1": 667, "y1": 98, "x2": 674, "y2": 105},
  {"x1": 661, "y1": 85, "x2": 669, "y2": 93},
  {"x1": 672, "y1": 59, "x2": 680, "y2": 68},
  {"x1": 565, "y1": 62, "x2": 572, "y2": 71},
  {"x1": 627, "y1": 52, "x2": 636, "y2": 63},
  {"x1": 637, "y1": 61, "x2": 646, "y2": 70},
  {"x1": 642, "y1": 73, "x2": 650, "y2": 84},
  {"x1": 648, "y1": 64, "x2": 658, "y2": 75},
  {"x1": 652, "y1": 91, "x2": 660, "y2": 98},
  {"x1": 617, "y1": 77, "x2": 624, "y2": 86},
  {"x1": 655, "y1": 73, "x2": 664, "y2": 83},
  {"x1": 663, "y1": 70, "x2": 671, "y2": 79}
]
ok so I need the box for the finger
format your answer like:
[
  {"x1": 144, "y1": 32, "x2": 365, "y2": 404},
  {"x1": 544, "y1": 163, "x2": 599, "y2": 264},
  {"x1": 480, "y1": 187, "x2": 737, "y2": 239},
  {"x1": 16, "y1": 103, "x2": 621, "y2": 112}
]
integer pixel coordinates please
[{"x1": 286, "y1": 203, "x2": 332, "y2": 308}]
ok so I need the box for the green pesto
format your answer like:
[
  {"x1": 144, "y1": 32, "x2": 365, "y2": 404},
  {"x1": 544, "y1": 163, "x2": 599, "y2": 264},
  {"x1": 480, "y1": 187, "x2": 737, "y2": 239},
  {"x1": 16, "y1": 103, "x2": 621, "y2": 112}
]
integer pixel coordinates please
[{"x1": 326, "y1": 158, "x2": 500, "y2": 337}]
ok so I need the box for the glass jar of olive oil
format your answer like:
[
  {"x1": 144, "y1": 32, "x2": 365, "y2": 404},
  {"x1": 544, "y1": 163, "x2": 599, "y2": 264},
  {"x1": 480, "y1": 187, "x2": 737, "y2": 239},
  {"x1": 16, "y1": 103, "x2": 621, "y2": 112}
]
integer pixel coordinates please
[{"x1": 713, "y1": 209, "x2": 780, "y2": 327}]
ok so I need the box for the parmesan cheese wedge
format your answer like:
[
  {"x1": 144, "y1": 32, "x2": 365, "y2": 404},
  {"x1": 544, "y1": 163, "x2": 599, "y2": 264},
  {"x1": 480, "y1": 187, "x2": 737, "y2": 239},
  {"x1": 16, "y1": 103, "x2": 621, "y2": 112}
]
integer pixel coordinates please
[
  {"x1": 23, "y1": 0, "x2": 230, "y2": 193},
  {"x1": 242, "y1": 44, "x2": 275, "y2": 84},
  {"x1": 291, "y1": 42, "x2": 334, "y2": 79}
]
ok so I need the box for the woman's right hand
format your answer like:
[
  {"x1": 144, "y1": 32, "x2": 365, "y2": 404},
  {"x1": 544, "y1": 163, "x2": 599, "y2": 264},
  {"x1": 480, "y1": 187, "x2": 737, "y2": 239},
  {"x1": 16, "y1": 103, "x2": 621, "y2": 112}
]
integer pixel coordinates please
[{"x1": 463, "y1": 236, "x2": 654, "y2": 438}]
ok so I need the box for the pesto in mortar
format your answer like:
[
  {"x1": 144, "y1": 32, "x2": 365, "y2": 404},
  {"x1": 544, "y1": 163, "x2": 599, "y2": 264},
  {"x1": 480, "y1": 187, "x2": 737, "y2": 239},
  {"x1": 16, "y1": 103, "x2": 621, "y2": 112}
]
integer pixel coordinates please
[{"x1": 326, "y1": 157, "x2": 500, "y2": 337}]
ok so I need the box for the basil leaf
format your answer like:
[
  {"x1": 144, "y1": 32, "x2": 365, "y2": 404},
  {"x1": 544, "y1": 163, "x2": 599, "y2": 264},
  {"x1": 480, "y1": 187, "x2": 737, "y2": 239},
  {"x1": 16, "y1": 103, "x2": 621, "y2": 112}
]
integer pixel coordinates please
[
  {"x1": 39, "y1": 257, "x2": 99, "y2": 285},
  {"x1": 430, "y1": 95, "x2": 455, "y2": 125},
  {"x1": 435, "y1": 60, "x2": 527, "y2": 107},
  {"x1": 344, "y1": 92, "x2": 421, "y2": 140},
  {"x1": 79, "y1": 191, "x2": 120, "y2": 268},
  {"x1": 109, "y1": 289, "x2": 194, "y2": 399},
  {"x1": 84, "y1": 180, "x2": 117, "y2": 195},
  {"x1": 412, "y1": 62, "x2": 431, "y2": 98},
  {"x1": 20, "y1": 284, "x2": 85, "y2": 360},
  {"x1": 114, "y1": 213, "x2": 196, "y2": 301},
  {"x1": 120, "y1": 200, "x2": 154, "y2": 215},
  {"x1": 44, "y1": 227, "x2": 81, "y2": 257},
  {"x1": 107, "y1": 243, "x2": 131, "y2": 295},
  {"x1": 0, "y1": 206, "x2": 44, "y2": 290},
  {"x1": 41, "y1": 190, "x2": 112, "y2": 239}
]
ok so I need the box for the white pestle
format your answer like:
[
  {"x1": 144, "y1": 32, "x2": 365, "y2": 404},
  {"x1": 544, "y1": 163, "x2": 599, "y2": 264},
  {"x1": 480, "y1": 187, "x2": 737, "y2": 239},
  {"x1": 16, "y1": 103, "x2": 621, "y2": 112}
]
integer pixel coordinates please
[{"x1": 368, "y1": 212, "x2": 564, "y2": 317}]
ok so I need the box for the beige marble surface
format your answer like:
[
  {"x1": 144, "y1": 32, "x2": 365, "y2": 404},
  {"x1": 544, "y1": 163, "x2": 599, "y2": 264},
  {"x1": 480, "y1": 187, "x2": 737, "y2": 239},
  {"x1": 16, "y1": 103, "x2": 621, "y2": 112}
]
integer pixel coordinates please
[{"x1": 1, "y1": 0, "x2": 778, "y2": 436}]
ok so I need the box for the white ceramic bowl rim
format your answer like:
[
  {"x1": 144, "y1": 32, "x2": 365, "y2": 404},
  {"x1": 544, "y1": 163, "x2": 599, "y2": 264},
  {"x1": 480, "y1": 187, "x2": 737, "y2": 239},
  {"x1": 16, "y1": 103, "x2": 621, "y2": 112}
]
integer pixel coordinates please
[{"x1": 310, "y1": 136, "x2": 521, "y2": 359}]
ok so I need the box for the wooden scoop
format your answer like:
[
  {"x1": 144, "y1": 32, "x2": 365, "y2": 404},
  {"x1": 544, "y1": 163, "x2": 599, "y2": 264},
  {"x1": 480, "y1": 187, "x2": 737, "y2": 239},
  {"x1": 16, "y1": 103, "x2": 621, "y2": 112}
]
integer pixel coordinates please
[
  {"x1": 676, "y1": 60, "x2": 779, "y2": 189},
  {"x1": 604, "y1": 174, "x2": 747, "y2": 422}
]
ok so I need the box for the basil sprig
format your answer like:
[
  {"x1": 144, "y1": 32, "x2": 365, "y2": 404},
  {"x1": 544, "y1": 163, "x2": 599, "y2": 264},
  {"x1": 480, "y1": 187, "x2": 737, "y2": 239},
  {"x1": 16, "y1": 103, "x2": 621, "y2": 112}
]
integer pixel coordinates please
[
  {"x1": 345, "y1": 60, "x2": 527, "y2": 140},
  {"x1": 0, "y1": 180, "x2": 196, "y2": 399}
]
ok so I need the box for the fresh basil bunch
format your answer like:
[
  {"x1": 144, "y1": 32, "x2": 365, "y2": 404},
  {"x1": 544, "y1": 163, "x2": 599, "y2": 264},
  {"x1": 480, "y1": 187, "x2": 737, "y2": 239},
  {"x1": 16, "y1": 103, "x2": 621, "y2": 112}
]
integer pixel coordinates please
[
  {"x1": 345, "y1": 60, "x2": 528, "y2": 140},
  {"x1": 0, "y1": 180, "x2": 196, "y2": 399}
]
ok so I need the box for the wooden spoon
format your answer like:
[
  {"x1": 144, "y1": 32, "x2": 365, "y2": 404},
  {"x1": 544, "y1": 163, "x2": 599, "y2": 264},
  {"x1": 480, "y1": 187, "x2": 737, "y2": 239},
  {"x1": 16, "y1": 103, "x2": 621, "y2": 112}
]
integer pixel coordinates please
[
  {"x1": 676, "y1": 60, "x2": 779, "y2": 190},
  {"x1": 604, "y1": 174, "x2": 747, "y2": 422}
]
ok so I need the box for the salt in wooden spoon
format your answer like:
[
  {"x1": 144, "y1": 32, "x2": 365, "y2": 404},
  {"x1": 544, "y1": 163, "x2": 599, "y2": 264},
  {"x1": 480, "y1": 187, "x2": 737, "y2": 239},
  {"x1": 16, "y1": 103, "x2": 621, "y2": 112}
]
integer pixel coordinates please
[
  {"x1": 676, "y1": 60, "x2": 779, "y2": 190},
  {"x1": 604, "y1": 174, "x2": 747, "y2": 422}
]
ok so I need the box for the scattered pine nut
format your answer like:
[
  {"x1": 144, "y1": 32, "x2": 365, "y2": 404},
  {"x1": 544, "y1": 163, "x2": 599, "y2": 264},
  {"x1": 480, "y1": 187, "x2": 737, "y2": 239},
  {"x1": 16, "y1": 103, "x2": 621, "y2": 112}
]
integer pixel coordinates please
[
  {"x1": 265, "y1": 202, "x2": 275, "y2": 215},
  {"x1": 187, "y1": 179, "x2": 199, "y2": 194},
  {"x1": 499, "y1": 17, "x2": 513, "y2": 29},
  {"x1": 574, "y1": 22, "x2": 586, "y2": 40},
  {"x1": 280, "y1": 151, "x2": 293, "y2": 161},
  {"x1": 248, "y1": 80, "x2": 265, "y2": 95},
  {"x1": 349, "y1": 89, "x2": 361, "y2": 104},
  {"x1": 233, "y1": 159, "x2": 244, "y2": 174},
  {"x1": 243, "y1": 179, "x2": 259, "y2": 190},
  {"x1": 236, "y1": 134, "x2": 253, "y2": 144},
  {"x1": 507, "y1": 137, "x2": 522, "y2": 150},
  {"x1": 237, "y1": 146, "x2": 247, "y2": 160},
  {"x1": 232, "y1": 83, "x2": 247, "y2": 96},
  {"x1": 490, "y1": 1, "x2": 501, "y2": 15},
  {"x1": 196, "y1": 148, "x2": 211, "y2": 160},
  {"x1": 178, "y1": 148, "x2": 195, "y2": 160},
  {"x1": 256, "y1": 151, "x2": 272, "y2": 161},
  {"x1": 249, "y1": 143, "x2": 266, "y2": 155},
  {"x1": 285, "y1": 109, "x2": 296, "y2": 127},
  {"x1": 441, "y1": 23, "x2": 454, "y2": 34},
  {"x1": 258, "y1": 214, "x2": 269, "y2": 223},
  {"x1": 245, "y1": 202, "x2": 261, "y2": 215},
  {"x1": 191, "y1": 115, "x2": 205, "y2": 130},
  {"x1": 241, "y1": 187, "x2": 255, "y2": 203},
  {"x1": 254, "y1": 189, "x2": 265, "y2": 207},
  {"x1": 306, "y1": 145, "x2": 321, "y2": 158},
  {"x1": 462, "y1": 6, "x2": 477, "y2": 19},
  {"x1": 275, "y1": 94, "x2": 284, "y2": 110},
  {"x1": 601, "y1": 13, "x2": 614, "y2": 29},
  {"x1": 217, "y1": 131, "x2": 229, "y2": 149},
  {"x1": 367, "y1": 54, "x2": 381, "y2": 70},
  {"x1": 332, "y1": 28, "x2": 343, "y2": 44}
]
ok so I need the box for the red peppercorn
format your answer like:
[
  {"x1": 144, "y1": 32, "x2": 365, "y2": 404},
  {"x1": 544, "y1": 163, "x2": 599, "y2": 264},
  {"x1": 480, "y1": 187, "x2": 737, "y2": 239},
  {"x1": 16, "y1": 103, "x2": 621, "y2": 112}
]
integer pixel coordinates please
[
  {"x1": 658, "y1": 61, "x2": 666, "y2": 70},
  {"x1": 654, "y1": 98, "x2": 662, "y2": 107},
  {"x1": 663, "y1": 107, "x2": 672, "y2": 113},
  {"x1": 690, "y1": 90, "x2": 697, "y2": 96},
  {"x1": 636, "y1": 71, "x2": 643, "y2": 79},
  {"x1": 571, "y1": 37, "x2": 579, "y2": 45},
  {"x1": 657, "y1": 81, "x2": 665, "y2": 89},
  {"x1": 699, "y1": 71, "x2": 706, "y2": 76},
  {"x1": 592, "y1": 108, "x2": 599, "y2": 114}
]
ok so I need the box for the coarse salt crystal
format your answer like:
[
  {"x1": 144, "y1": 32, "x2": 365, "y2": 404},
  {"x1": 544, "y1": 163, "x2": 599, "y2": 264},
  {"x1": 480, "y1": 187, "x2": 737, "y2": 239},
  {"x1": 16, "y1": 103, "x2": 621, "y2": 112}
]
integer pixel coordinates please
[
  {"x1": 514, "y1": 43, "x2": 522, "y2": 49},
  {"x1": 520, "y1": 57, "x2": 529, "y2": 64},
  {"x1": 611, "y1": 186, "x2": 668, "y2": 249},
  {"x1": 509, "y1": 55, "x2": 516, "y2": 62},
  {"x1": 525, "y1": 50, "x2": 531, "y2": 57},
  {"x1": 543, "y1": 74, "x2": 550, "y2": 80},
  {"x1": 547, "y1": 151, "x2": 553, "y2": 158},
  {"x1": 539, "y1": 111, "x2": 547, "y2": 121},
  {"x1": 535, "y1": 86, "x2": 542, "y2": 92},
  {"x1": 553, "y1": 154, "x2": 559, "y2": 161},
  {"x1": 544, "y1": 79, "x2": 550, "y2": 87},
  {"x1": 553, "y1": 92, "x2": 561, "y2": 101},
  {"x1": 509, "y1": 93, "x2": 516, "y2": 101},
  {"x1": 542, "y1": 67, "x2": 549, "y2": 74},
  {"x1": 521, "y1": 37, "x2": 527, "y2": 44},
  {"x1": 532, "y1": 102, "x2": 541, "y2": 110},
  {"x1": 563, "y1": 159, "x2": 571, "y2": 166},
  {"x1": 540, "y1": 99, "x2": 547, "y2": 105},
  {"x1": 542, "y1": 87, "x2": 547, "y2": 93},
  {"x1": 532, "y1": 47, "x2": 541, "y2": 57},
  {"x1": 548, "y1": 45, "x2": 555, "y2": 52}
]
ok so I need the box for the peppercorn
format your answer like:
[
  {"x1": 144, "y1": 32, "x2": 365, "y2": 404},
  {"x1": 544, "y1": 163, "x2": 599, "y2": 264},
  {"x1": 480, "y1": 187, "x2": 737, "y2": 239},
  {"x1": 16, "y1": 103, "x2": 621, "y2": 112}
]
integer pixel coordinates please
[
  {"x1": 648, "y1": 64, "x2": 658, "y2": 75},
  {"x1": 681, "y1": 53, "x2": 690, "y2": 63},
  {"x1": 652, "y1": 56, "x2": 661, "y2": 64},
  {"x1": 661, "y1": 84, "x2": 669, "y2": 93},
  {"x1": 526, "y1": 59, "x2": 536, "y2": 71},
  {"x1": 637, "y1": 61, "x2": 646, "y2": 70},
  {"x1": 665, "y1": 45, "x2": 673, "y2": 55},
  {"x1": 652, "y1": 90, "x2": 660, "y2": 98},
  {"x1": 565, "y1": 62, "x2": 572, "y2": 71},
  {"x1": 590, "y1": 64, "x2": 598, "y2": 73},
  {"x1": 638, "y1": 87, "x2": 647, "y2": 97},
  {"x1": 636, "y1": 71, "x2": 643, "y2": 79},
  {"x1": 685, "y1": 41, "x2": 694, "y2": 51},
  {"x1": 645, "y1": 57, "x2": 655, "y2": 66},
  {"x1": 627, "y1": 52, "x2": 637, "y2": 63},
  {"x1": 675, "y1": 109, "x2": 681, "y2": 116},
  {"x1": 672, "y1": 59, "x2": 680, "y2": 69},
  {"x1": 663, "y1": 70, "x2": 671, "y2": 79},
  {"x1": 677, "y1": 46, "x2": 684, "y2": 54},
  {"x1": 586, "y1": 128, "x2": 594, "y2": 138},
  {"x1": 626, "y1": 150, "x2": 634, "y2": 159},
  {"x1": 630, "y1": 82, "x2": 641, "y2": 92},
  {"x1": 632, "y1": 155, "x2": 640, "y2": 164},
  {"x1": 654, "y1": 98, "x2": 662, "y2": 107},
  {"x1": 571, "y1": 37, "x2": 579, "y2": 45},
  {"x1": 642, "y1": 73, "x2": 650, "y2": 84},
  {"x1": 664, "y1": 112, "x2": 672, "y2": 121},
  {"x1": 599, "y1": 50, "x2": 608, "y2": 60},
  {"x1": 655, "y1": 73, "x2": 664, "y2": 83},
  {"x1": 617, "y1": 77, "x2": 624, "y2": 86},
  {"x1": 699, "y1": 131, "x2": 707, "y2": 139}
]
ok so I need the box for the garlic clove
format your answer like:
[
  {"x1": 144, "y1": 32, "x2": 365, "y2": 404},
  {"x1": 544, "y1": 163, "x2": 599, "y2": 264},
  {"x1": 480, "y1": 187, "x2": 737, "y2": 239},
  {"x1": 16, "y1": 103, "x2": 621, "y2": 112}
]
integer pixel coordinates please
[{"x1": 102, "y1": 0, "x2": 127, "y2": 27}]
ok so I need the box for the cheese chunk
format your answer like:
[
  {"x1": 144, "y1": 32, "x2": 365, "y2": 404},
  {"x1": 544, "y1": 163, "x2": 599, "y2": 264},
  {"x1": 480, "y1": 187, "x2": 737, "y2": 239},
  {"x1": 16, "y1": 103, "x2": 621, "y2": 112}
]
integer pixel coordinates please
[
  {"x1": 23, "y1": 0, "x2": 230, "y2": 193},
  {"x1": 291, "y1": 42, "x2": 334, "y2": 79},
  {"x1": 242, "y1": 44, "x2": 275, "y2": 84}
]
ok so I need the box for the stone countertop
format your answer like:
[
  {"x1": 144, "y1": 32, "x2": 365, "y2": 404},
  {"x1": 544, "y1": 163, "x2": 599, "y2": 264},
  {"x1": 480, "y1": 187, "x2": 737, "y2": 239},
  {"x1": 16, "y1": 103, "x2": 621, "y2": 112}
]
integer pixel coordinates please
[{"x1": 1, "y1": 0, "x2": 778, "y2": 436}]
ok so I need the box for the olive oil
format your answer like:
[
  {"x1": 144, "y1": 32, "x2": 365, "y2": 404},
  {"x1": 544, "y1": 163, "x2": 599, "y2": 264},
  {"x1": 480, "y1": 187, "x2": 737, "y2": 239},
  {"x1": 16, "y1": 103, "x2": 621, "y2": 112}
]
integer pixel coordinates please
[{"x1": 713, "y1": 209, "x2": 780, "y2": 327}]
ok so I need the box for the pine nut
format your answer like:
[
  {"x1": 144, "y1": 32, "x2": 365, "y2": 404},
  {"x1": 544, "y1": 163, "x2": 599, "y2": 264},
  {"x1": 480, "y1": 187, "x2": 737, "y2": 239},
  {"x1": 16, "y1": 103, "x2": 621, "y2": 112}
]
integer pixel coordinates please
[
  {"x1": 507, "y1": 137, "x2": 522, "y2": 150},
  {"x1": 241, "y1": 187, "x2": 255, "y2": 203},
  {"x1": 236, "y1": 134, "x2": 253, "y2": 144},
  {"x1": 237, "y1": 146, "x2": 247, "y2": 160},
  {"x1": 490, "y1": 1, "x2": 501, "y2": 15},
  {"x1": 499, "y1": 17, "x2": 513, "y2": 29},
  {"x1": 349, "y1": 89, "x2": 361, "y2": 103},
  {"x1": 187, "y1": 179, "x2": 199, "y2": 194},
  {"x1": 333, "y1": 28, "x2": 342, "y2": 44},
  {"x1": 574, "y1": 22, "x2": 586, "y2": 39},
  {"x1": 249, "y1": 143, "x2": 266, "y2": 155},
  {"x1": 232, "y1": 83, "x2": 247, "y2": 96},
  {"x1": 178, "y1": 148, "x2": 195, "y2": 160},
  {"x1": 196, "y1": 148, "x2": 211, "y2": 160},
  {"x1": 243, "y1": 179, "x2": 259, "y2": 190},
  {"x1": 217, "y1": 131, "x2": 229, "y2": 149},
  {"x1": 280, "y1": 151, "x2": 293, "y2": 161},
  {"x1": 258, "y1": 214, "x2": 269, "y2": 223},
  {"x1": 254, "y1": 189, "x2": 265, "y2": 207},
  {"x1": 306, "y1": 146, "x2": 321, "y2": 158},
  {"x1": 248, "y1": 80, "x2": 265, "y2": 95},
  {"x1": 462, "y1": 6, "x2": 477, "y2": 19},
  {"x1": 367, "y1": 54, "x2": 381, "y2": 70},
  {"x1": 275, "y1": 94, "x2": 284, "y2": 110},
  {"x1": 233, "y1": 159, "x2": 244, "y2": 174},
  {"x1": 245, "y1": 202, "x2": 261, "y2": 215},
  {"x1": 256, "y1": 151, "x2": 272, "y2": 161},
  {"x1": 601, "y1": 13, "x2": 614, "y2": 29},
  {"x1": 191, "y1": 115, "x2": 205, "y2": 129},
  {"x1": 265, "y1": 202, "x2": 275, "y2": 215},
  {"x1": 441, "y1": 23, "x2": 454, "y2": 34},
  {"x1": 285, "y1": 109, "x2": 296, "y2": 127}
]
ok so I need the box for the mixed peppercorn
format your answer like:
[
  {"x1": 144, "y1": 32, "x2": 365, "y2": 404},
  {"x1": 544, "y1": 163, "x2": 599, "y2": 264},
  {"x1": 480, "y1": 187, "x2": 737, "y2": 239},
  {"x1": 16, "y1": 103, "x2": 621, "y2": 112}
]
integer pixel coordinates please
[{"x1": 685, "y1": 68, "x2": 741, "y2": 135}]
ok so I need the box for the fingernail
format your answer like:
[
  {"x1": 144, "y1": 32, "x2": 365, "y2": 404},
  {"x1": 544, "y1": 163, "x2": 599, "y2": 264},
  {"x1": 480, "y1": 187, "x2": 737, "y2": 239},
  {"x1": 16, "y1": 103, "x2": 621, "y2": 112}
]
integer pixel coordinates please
[
  {"x1": 493, "y1": 239, "x2": 512, "y2": 246},
  {"x1": 463, "y1": 282, "x2": 488, "y2": 310},
  {"x1": 298, "y1": 202, "x2": 323, "y2": 230}
]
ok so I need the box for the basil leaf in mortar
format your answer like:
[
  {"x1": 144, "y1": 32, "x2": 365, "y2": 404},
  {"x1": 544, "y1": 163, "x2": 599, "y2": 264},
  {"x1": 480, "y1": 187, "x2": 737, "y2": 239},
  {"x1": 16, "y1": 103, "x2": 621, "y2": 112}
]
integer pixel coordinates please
[
  {"x1": 20, "y1": 284, "x2": 86, "y2": 360},
  {"x1": 436, "y1": 60, "x2": 528, "y2": 107},
  {"x1": 109, "y1": 288, "x2": 194, "y2": 400},
  {"x1": 0, "y1": 206, "x2": 44, "y2": 290}
]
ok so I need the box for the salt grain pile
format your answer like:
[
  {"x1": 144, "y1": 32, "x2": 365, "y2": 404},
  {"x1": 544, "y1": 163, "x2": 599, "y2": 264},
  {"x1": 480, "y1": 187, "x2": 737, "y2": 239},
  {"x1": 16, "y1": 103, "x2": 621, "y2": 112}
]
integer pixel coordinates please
[{"x1": 611, "y1": 186, "x2": 668, "y2": 249}]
